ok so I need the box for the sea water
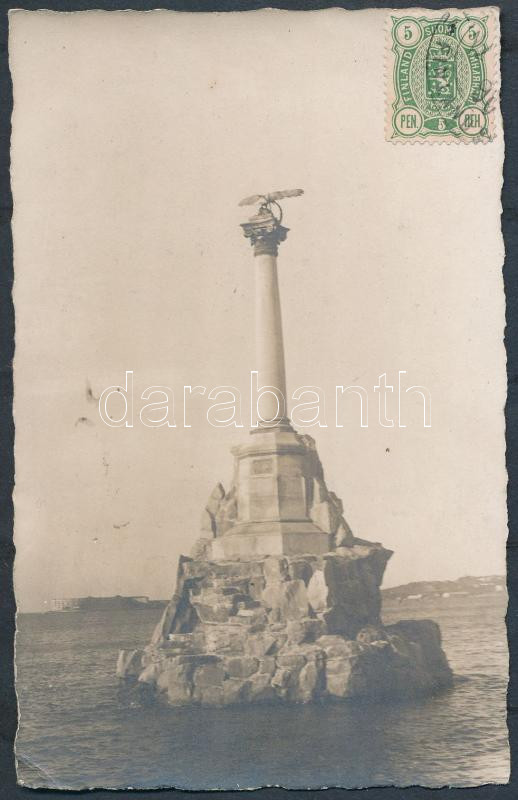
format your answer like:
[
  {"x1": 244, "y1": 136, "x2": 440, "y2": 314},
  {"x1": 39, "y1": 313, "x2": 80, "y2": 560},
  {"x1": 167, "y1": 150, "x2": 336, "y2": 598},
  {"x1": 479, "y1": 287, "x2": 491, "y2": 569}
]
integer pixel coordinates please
[{"x1": 15, "y1": 593, "x2": 509, "y2": 790}]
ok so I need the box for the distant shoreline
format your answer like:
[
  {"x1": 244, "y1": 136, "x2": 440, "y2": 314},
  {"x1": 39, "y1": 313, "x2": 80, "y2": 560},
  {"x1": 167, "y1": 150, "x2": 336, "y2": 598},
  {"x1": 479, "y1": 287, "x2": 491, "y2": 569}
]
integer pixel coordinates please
[
  {"x1": 382, "y1": 575, "x2": 506, "y2": 603},
  {"x1": 17, "y1": 575, "x2": 506, "y2": 615}
]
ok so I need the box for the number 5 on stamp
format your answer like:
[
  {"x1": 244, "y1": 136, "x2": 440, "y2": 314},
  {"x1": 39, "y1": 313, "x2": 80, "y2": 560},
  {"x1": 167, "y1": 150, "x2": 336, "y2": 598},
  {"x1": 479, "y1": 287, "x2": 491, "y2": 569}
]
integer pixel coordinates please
[{"x1": 386, "y1": 8, "x2": 500, "y2": 142}]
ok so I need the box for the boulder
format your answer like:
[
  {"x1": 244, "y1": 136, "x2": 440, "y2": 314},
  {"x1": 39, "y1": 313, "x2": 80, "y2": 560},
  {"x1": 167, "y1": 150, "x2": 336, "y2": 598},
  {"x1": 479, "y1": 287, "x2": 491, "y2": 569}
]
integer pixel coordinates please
[
  {"x1": 316, "y1": 635, "x2": 358, "y2": 659},
  {"x1": 156, "y1": 661, "x2": 194, "y2": 705},
  {"x1": 248, "y1": 672, "x2": 276, "y2": 702},
  {"x1": 204, "y1": 625, "x2": 247, "y2": 654},
  {"x1": 225, "y1": 656, "x2": 259, "y2": 679},
  {"x1": 384, "y1": 619, "x2": 453, "y2": 694},
  {"x1": 315, "y1": 553, "x2": 389, "y2": 637},
  {"x1": 307, "y1": 569, "x2": 328, "y2": 612},
  {"x1": 296, "y1": 660, "x2": 325, "y2": 702},
  {"x1": 150, "y1": 556, "x2": 202, "y2": 644},
  {"x1": 248, "y1": 576, "x2": 266, "y2": 601},
  {"x1": 261, "y1": 579, "x2": 310, "y2": 621},
  {"x1": 335, "y1": 519, "x2": 354, "y2": 548},
  {"x1": 232, "y1": 606, "x2": 268, "y2": 629},
  {"x1": 277, "y1": 652, "x2": 306, "y2": 670},
  {"x1": 190, "y1": 536, "x2": 213, "y2": 560},
  {"x1": 263, "y1": 556, "x2": 289, "y2": 583},
  {"x1": 271, "y1": 668, "x2": 291, "y2": 690},
  {"x1": 199, "y1": 483, "x2": 226, "y2": 538},
  {"x1": 116, "y1": 649, "x2": 143, "y2": 679},
  {"x1": 215, "y1": 487, "x2": 238, "y2": 535},
  {"x1": 192, "y1": 685, "x2": 226, "y2": 706},
  {"x1": 200, "y1": 483, "x2": 239, "y2": 539},
  {"x1": 191, "y1": 600, "x2": 234, "y2": 624},
  {"x1": 200, "y1": 510, "x2": 214, "y2": 537},
  {"x1": 286, "y1": 618, "x2": 326, "y2": 645},
  {"x1": 166, "y1": 633, "x2": 196, "y2": 650},
  {"x1": 258, "y1": 657, "x2": 276, "y2": 677},
  {"x1": 221, "y1": 678, "x2": 250, "y2": 705},
  {"x1": 355, "y1": 624, "x2": 388, "y2": 645},
  {"x1": 193, "y1": 662, "x2": 226, "y2": 688},
  {"x1": 206, "y1": 483, "x2": 225, "y2": 516},
  {"x1": 326, "y1": 659, "x2": 354, "y2": 698},
  {"x1": 310, "y1": 497, "x2": 340, "y2": 535},
  {"x1": 287, "y1": 558, "x2": 314, "y2": 584},
  {"x1": 138, "y1": 662, "x2": 162, "y2": 684},
  {"x1": 246, "y1": 632, "x2": 278, "y2": 657}
]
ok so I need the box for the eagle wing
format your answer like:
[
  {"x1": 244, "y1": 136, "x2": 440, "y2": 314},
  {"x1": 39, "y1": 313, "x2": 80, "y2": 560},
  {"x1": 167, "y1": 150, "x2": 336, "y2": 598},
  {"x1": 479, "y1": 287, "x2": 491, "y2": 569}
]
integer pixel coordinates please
[
  {"x1": 238, "y1": 194, "x2": 266, "y2": 207},
  {"x1": 267, "y1": 189, "x2": 304, "y2": 201}
]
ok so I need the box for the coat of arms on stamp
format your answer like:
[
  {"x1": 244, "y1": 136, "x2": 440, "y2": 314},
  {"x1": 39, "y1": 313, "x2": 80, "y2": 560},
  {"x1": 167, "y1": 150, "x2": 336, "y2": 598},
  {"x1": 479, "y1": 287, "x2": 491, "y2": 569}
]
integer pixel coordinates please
[{"x1": 387, "y1": 9, "x2": 500, "y2": 142}]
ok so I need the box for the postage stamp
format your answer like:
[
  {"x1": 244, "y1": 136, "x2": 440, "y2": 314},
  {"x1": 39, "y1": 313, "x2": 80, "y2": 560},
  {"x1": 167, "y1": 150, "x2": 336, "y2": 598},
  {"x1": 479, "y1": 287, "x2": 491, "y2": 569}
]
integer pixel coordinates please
[{"x1": 386, "y1": 7, "x2": 500, "y2": 143}]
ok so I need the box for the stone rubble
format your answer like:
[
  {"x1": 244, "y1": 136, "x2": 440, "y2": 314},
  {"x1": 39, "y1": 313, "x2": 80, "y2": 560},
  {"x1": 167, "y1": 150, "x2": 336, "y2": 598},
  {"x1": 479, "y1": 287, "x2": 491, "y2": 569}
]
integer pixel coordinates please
[{"x1": 117, "y1": 545, "x2": 453, "y2": 706}]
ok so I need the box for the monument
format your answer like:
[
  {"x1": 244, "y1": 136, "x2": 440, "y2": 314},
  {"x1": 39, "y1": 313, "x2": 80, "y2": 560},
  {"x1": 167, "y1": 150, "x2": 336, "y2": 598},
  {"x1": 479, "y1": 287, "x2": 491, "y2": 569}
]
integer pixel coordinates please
[
  {"x1": 116, "y1": 193, "x2": 453, "y2": 706},
  {"x1": 212, "y1": 190, "x2": 333, "y2": 560}
]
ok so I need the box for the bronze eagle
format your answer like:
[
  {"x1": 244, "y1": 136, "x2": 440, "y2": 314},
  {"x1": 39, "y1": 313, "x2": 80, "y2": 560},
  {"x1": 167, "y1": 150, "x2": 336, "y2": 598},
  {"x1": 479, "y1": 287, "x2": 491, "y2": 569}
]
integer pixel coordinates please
[{"x1": 238, "y1": 189, "x2": 304, "y2": 207}]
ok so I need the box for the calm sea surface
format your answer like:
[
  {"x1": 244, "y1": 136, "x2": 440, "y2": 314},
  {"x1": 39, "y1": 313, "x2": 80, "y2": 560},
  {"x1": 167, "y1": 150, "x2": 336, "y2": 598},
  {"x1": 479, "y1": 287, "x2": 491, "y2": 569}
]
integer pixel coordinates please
[{"x1": 15, "y1": 593, "x2": 509, "y2": 790}]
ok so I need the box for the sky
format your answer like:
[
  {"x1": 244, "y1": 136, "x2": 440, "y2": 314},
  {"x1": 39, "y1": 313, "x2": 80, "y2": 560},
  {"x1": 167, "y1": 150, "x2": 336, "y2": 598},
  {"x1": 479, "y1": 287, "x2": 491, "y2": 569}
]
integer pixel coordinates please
[{"x1": 10, "y1": 9, "x2": 506, "y2": 611}]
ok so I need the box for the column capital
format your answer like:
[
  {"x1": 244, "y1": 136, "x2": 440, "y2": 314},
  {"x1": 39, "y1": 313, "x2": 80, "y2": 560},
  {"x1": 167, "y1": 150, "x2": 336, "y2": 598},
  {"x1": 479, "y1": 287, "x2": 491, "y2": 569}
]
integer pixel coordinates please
[{"x1": 241, "y1": 209, "x2": 289, "y2": 257}]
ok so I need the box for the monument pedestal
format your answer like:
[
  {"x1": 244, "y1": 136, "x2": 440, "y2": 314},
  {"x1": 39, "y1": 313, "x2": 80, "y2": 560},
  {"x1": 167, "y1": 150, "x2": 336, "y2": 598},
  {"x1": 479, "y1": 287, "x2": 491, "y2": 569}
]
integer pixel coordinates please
[
  {"x1": 211, "y1": 521, "x2": 330, "y2": 559},
  {"x1": 211, "y1": 425, "x2": 331, "y2": 559}
]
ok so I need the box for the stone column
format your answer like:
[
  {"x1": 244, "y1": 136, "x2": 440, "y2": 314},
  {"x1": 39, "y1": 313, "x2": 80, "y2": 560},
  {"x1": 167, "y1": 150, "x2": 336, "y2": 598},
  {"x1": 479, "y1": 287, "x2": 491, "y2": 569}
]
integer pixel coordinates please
[
  {"x1": 210, "y1": 206, "x2": 331, "y2": 559},
  {"x1": 241, "y1": 208, "x2": 289, "y2": 427}
]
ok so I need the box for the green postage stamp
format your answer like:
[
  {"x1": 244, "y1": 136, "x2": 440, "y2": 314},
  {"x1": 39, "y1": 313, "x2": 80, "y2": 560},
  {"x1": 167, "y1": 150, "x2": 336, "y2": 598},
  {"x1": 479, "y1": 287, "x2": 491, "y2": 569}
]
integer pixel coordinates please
[{"x1": 387, "y1": 7, "x2": 500, "y2": 142}]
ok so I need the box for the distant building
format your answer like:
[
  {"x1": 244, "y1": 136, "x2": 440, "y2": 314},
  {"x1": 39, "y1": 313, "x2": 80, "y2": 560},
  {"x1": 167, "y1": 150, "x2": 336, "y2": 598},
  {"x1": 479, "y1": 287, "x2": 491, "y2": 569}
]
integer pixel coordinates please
[
  {"x1": 51, "y1": 598, "x2": 80, "y2": 612},
  {"x1": 50, "y1": 595, "x2": 166, "y2": 612}
]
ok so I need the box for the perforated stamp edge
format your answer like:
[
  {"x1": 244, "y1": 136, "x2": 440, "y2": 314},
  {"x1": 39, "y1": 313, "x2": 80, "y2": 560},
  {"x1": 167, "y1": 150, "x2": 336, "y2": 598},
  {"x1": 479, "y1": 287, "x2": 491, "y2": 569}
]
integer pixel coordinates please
[{"x1": 385, "y1": 7, "x2": 501, "y2": 144}]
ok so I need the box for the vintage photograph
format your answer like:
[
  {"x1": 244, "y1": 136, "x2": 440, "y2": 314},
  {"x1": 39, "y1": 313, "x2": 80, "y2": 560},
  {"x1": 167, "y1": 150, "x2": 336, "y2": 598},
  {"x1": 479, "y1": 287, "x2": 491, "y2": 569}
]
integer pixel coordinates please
[{"x1": 10, "y1": 8, "x2": 508, "y2": 790}]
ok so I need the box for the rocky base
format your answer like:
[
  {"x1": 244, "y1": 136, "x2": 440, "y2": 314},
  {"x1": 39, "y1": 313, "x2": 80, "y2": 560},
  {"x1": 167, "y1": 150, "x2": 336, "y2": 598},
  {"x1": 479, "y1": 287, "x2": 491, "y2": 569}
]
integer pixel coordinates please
[{"x1": 117, "y1": 545, "x2": 453, "y2": 706}]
